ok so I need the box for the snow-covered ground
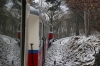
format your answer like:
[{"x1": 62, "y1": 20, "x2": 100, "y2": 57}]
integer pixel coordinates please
[
  {"x1": 0, "y1": 34, "x2": 20, "y2": 66},
  {"x1": 44, "y1": 35, "x2": 100, "y2": 66}
]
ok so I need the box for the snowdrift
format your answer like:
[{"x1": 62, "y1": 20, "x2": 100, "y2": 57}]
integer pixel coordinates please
[
  {"x1": 44, "y1": 35, "x2": 100, "y2": 66},
  {"x1": 0, "y1": 34, "x2": 20, "y2": 66}
]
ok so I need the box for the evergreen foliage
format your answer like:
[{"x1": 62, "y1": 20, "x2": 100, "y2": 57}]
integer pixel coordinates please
[{"x1": 0, "y1": 0, "x2": 21, "y2": 37}]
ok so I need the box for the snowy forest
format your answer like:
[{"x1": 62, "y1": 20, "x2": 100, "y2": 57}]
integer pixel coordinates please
[
  {"x1": 0, "y1": 0, "x2": 21, "y2": 38},
  {"x1": 1, "y1": 0, "x2": 100, "y2": 66},
  {"x1": 0, "y1": 0, "x2": 100, "y2": 38}
]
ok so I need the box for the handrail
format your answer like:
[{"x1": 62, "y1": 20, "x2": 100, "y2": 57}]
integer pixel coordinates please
[{"x1": 30, "y1": 43, "x2": 34, "y2": 66}]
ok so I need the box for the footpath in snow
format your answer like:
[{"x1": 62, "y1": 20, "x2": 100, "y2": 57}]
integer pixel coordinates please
[{"x1": 44, "y1": 36, "x2": 100, "y2": 66}]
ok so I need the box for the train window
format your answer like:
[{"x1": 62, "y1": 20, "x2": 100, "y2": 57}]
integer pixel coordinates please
[
  {"x1": 39, "y1": 22, "x2": 43, "y2": 47},
  {"x1": 46, "y1": 26, "x2": 48, "y2": 38},
  {"x1": 18, "y1": 25, "x2": 20, "y2": 31},
  {"x1": 44, "y1": 26, "x2": 47, "y2": 38},
  {"x1": 43, "y1": 24, "x2": 45, "y2": 37},
  {"x1": 45, "y1": 25, "x2": 49, "y2": 38}
]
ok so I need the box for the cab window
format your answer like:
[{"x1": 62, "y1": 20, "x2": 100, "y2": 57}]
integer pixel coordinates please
[{"x1": 39, "y1": 22, "x2": 43, "y2": 47}]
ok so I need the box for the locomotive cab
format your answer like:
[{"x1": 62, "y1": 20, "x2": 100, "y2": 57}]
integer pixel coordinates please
[
  {"x1": 48, "y1": 32, "x2": 54, "y2": 47},
  {"x1": 17, "y1": 24, "x2": 21, "y2": 39},
  {"x1": 48, "y1": 26, "x2": 54, "y2": 47},
  {"x1": 21, "y1": 0, "x2": 54, "y2": 66},
  {"x1": 48, "y1": 32, "x2": 54, "y2": 40},
  {"x1": 24, "y1": 5, "x2": 50, "y2": 66},
  {"x1": 17, "y1": 31, "x2": 20, "y2": 39}
]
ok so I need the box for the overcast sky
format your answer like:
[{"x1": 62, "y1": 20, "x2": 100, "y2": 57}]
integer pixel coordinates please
[
  {"x1": 5, "y1": 0, "x2": 13, "y2": 9},
  {"x1": 35, "y1": 0, "x2": 39, "y2": 2}
]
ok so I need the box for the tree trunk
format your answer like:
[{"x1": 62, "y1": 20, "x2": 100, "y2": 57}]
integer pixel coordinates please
[
  {"x1": 57, "y1": 26, "x2": 59, "y2": 39},
  {"x1": 87, "y1": 10, "x2": 90, "y2": 35},
  {"x1": 2, "y1": 22, "x2": 6, "y2": 35},
  {"x1": 84, "y1": 10, "x2": 88, "y2": 37},
  {"x1": 66, "y1": 21, "x2": 70, "y2": 37},
  {"x1": 50, "y1": 11, "x2": 53, "y2": 32},
  {"x1": 75, "y1": 12, "x2": 79, "y2": 36}
]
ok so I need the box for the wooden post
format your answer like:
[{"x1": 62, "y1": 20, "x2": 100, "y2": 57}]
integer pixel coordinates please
[
  {"x1": 12, "y1": 60, "x2": 14, "y2": 65},
  {"x1": 54, "y1": 61, "x2": 56, "y2": 65}
]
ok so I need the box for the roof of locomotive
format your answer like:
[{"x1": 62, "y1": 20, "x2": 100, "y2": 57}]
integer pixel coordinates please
[
  {"x1": 30, "y1": 6, "x2": 40, "y2": 16},
  {"x1": 30, "y1": 6, "x2": 49, "y2": 26}
]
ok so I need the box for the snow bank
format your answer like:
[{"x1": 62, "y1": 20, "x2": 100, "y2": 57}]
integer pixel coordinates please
[
  {"x1": 44, "y1": 35, "x2": 100, "y2": 66},
  {"x1": 0, "y1": 34, "x2": 17, "y2": 44},
  {"x1": 0, "y1": 35, "x2": 20, "y2": 66}
]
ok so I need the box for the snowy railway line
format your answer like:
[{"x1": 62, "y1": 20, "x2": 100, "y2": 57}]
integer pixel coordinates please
[{"x1": 44, "y1": 36, "x2": 100, "y2": 66}]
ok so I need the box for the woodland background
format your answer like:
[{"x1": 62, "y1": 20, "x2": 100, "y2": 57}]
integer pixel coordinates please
[{"x1": 0, "y1": 0, "x2": 100, "y2": 38}]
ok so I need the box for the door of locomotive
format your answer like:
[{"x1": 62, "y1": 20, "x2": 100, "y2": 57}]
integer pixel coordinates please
[
  {"x1": 42, "y1": 24, "x2": 46, "y2": 64},
  {"x1": 42, "y1": 23, "x2": 50, "y2": 64}
]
